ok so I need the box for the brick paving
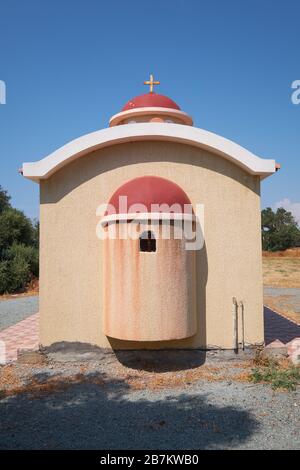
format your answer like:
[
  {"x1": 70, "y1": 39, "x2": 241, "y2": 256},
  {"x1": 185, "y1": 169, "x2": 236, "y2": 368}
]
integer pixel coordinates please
[
  {"x1": 0, "y1": 308, "x2": 299, "y2": 363},
  {"x1": 0, "y1": 313, "x2": 39, "y2": 362}
]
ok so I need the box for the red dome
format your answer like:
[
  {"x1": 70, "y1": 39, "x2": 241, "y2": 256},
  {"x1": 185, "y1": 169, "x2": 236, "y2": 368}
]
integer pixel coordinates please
[
  {"x1": 108, "y1": 176, "x2": 191, "y2": 215},
  {"x1": 122, "y1": 93, "x2": 181, "y2": 112}
]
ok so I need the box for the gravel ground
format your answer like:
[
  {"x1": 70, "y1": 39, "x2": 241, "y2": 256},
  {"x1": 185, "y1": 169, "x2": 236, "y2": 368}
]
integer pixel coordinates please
[
  {"x1": 0, "y1": 296, "x2": 39, "y2": 331},
  {"x1": 0, "y1": 296, "x2": 299, "y2": 450},
  {"x1": 0, "y1": 350, "x2": 299, "y2": 450}
]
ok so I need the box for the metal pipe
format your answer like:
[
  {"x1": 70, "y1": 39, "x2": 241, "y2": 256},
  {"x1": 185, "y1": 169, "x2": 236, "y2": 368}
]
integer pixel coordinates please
[
  {"x1": 239, "y1": 301, "x2": 245, "y2": 350},
  {"x1": 232, "y1": 297, "x2": 238, "y2": 353}
]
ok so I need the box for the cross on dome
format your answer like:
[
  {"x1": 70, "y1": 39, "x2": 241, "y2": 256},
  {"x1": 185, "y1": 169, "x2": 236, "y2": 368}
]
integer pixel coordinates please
[
  {"x1": 143, "y1": 74, "x2": 160, "y2": 93},
  {"x1": 109, "y1": 75, "x2": 194, "y2": 126}
]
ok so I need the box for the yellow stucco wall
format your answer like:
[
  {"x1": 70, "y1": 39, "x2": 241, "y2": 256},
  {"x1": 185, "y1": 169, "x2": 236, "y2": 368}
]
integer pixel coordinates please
[{"x1": 39, "y1": 140, "x2": 263, "y2": 349}]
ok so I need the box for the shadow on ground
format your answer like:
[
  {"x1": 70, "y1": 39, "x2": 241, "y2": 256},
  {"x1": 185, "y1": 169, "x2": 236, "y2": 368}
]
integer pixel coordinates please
[
  {"x1": 0, "y1": 372, "x2": 258, "y2": 450},
  {"x1": 44, "y1": 342, "x2": 207, "y2": 372},
  {"x1": 114, "y1": 350, "x2": 207, "y2": 372},
  {"x1": 264, "y1": 306, "x2": 300, "y2": 344}
]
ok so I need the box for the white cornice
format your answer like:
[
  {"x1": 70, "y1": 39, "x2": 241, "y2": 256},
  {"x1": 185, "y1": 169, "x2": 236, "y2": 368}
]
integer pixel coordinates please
[
  {"x1": 22, "y1": 123, "x2": 276, "y2": 182},
  {"x1": 109, "y1": 107, "x2": 193, "y2": 126}
]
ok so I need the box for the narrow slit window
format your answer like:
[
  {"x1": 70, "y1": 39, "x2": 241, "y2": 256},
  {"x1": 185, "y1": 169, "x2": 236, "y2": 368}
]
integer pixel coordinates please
[{"x1": 140, "y1": 231, "x2": 156, "y2": 252}]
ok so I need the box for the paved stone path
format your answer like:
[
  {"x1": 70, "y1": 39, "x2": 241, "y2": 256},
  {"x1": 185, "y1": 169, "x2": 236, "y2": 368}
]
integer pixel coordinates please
[
  {"x1": 264, "y1": 287, "x2": 300, "y2": 311},
  {"x1": 0, "y1": 296, "x2": 39, "y2": 331},
  {"x1": 0, "y1": 301, "x2": 299, "y2": 363},
  {"x1": 264, "y1": 286, "x2": 300, "y2": 324}
]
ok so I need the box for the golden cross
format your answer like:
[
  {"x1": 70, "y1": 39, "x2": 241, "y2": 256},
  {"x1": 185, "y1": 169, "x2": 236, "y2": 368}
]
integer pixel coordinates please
[{"x1": 144, "y1": 74, "x2": 160, "y2": 93}]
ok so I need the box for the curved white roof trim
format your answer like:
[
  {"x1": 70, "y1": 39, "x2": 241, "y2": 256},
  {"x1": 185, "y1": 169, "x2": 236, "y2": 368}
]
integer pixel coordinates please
[
  {"x1": 109, "y1": 107, "x2": 193, "y2": 126},
  {"x1": 22, "y1": 123, "x2": 276, "y2": 182}
]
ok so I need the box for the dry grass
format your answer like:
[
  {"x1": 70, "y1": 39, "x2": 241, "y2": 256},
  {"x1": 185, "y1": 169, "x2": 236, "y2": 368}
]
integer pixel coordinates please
[
  {"x1": 0, "y1": 361, "x2": 254, "y2": 399},
  {"x1": 0, "y1": 278, "x2": 39, "y2": 301},
  {"x1": 0, "y1": 367, "x2": 106, "y2": 399},
  {"x1": 126, "y1": 365, "x2": 229, "y2": 390},
  {"x1": 263, "y1": 248, "x2": 300, "y2": 258},
  {"x1": 250, "y1": 353, "x2": 300, "y2": 391},
  {"x1": 263, "y1": 256, "x2": 300, "y2": 288},
  {"x1": 3, "y1": 353, "x2": 297, "y2": 397},
  {"x1": 262, "y1": 252, "x2": 300, "y2": 323},
  {"x1": 0, "y1": 365, "x2": 22, "y2": 391},
  {"x1": 263, "y1": 295, "x2": 300, "y2": 324}
]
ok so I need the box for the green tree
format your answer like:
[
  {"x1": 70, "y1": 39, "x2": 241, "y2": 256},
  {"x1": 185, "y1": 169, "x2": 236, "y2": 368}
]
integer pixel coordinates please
[
  {"x1": 5, "y1": 242, "x2": 39, "y2": 277},
  {"x1": 0, "y1": 261, "x2": 9, "y2": 294},
  {"x1": 0, "y1": 208, "x2": 35, "y2": 255},
  {"x1": 0, "y1": 185, "x2": 11, "y2": 214},
  {"x1": 0, "y1": 186, "x2": 39, "y2": 294},
  {"x1": 31, "y1": 219, "x2": 39, "y2": 249},
  {"x1": 262, "y1": 207, "x2": 300, "y2": 251}
]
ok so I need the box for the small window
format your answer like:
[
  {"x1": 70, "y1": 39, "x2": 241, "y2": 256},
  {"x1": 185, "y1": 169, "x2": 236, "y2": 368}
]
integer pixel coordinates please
[{"x1": 139, "y1": 231, "x2": 156, "y2": 252}]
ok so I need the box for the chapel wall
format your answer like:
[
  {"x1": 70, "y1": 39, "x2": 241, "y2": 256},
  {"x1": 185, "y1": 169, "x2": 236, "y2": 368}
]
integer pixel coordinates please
[{"x1": 39, "y1": 140, "x2": 263, "y2": 349}]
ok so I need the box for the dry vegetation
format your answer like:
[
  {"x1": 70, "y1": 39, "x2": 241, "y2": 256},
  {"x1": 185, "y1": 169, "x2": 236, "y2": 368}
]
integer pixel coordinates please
[
  {"x1": 1, "y1": 351, "x2": 298, "y2": 399},
  {"x1": 250, "y1": 351, "x2": 300, "y2": 391},
  {"x1": 263, "y1": 294, "x2": 300, "y2": 324},
  {"x1": 0, "y1": 360, "x2": 254, "y2": 400},
  {"x1": 0, "y1": 278, "x2": 39, "y2": 300},
  {"x1": 263, "y1": 248, "x2": 300, "y2": 288},
  {"x1": 262, "y1": 248, "x2": 300, "y2": 323}
]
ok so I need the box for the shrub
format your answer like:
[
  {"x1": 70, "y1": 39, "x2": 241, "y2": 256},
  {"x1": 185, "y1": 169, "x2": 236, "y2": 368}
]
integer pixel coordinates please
[
  {"x1": 0, "y1": 208, "x2": 35, "y2": 255},
  {"x1": 5, "y1": 243, "x2": 39, "y2": 277},
  {"x1": 31, "y1": 220, "x2": 39, "y2": 249},
  {"x1": 0, "y1": 261, "x2": 9, "y2": 294},
  {"x1": 0, "y1": 257, "x2": 30, "y2": 295},
  {"x1": 6, "y1": 255, "x2": 30, "y2": 293}
]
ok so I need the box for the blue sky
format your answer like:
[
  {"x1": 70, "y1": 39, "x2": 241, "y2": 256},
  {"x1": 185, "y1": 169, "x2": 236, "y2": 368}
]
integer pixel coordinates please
[{"x1": 0, "y1": 0, "x2": 299, "y2": 221}]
